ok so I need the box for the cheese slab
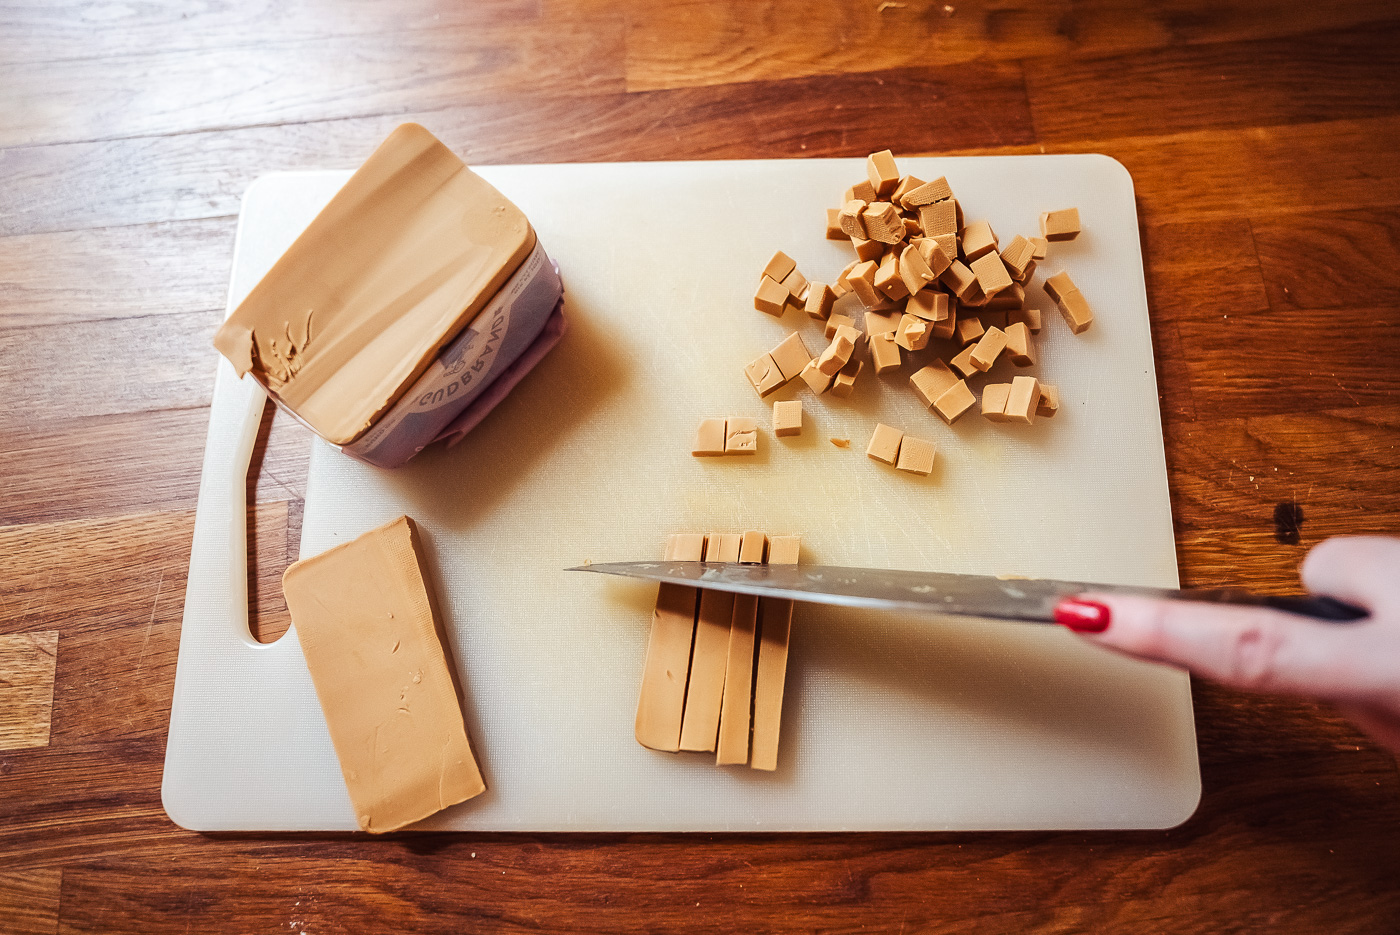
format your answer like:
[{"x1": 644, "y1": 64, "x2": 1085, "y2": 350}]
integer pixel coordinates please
[{"x1": 280, "y1": 515, "x2": 484, "y2": 832}]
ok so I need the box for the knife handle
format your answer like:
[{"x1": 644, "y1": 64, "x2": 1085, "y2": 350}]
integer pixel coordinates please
[{"x1": 1176, "y1": 589, "x2": 1369, "y2": 622}]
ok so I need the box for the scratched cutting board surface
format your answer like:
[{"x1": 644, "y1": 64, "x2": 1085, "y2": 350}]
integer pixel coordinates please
[{"x1": 163, "y1": 157, "x2": 1200, "y2": 831}]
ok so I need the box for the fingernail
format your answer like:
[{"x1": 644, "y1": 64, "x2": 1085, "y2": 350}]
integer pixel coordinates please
[{"x1": 1054, "y1": 599, "x2": 1111, "y2": 633}]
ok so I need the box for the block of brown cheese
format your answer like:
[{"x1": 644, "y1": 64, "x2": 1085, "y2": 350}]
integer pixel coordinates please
[
  {"x1": 869, "y1": 333, "x2": 902, "y2": 374},
  {"x1": 1005, "y1": 375, "x2": 1041, "y2": 424},
  {"x1": 679, "y1": 533, "x2": 739, "y2": 752},
  {"x1": 282, "y1": 515, "x2": 485, "y2": 833},
  {"x1": 213, "y1": 124, "x2": 558, "y2": 467},
  {"x1": 906, "y1": 290, "x2": 950, "y2": 322},
  {"x1": 831, "y1": 358, "x2": 863, "y2": 398},
  {"x1": 982, "y1": 383, "x2": 1011, "y2": 422}
]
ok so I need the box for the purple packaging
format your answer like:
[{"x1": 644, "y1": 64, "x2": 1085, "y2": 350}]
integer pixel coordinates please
[{"x1": 339, "y1": 240, "x2": 565, "y2": 468}]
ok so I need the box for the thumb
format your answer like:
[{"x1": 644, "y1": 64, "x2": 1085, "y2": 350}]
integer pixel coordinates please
[
  {"x1": 1301, "y1": 536, "x2": 1400, "y2": 614},
  {"x1": 1062, "y1": 593, "x2": 1388, "y2": 702}
]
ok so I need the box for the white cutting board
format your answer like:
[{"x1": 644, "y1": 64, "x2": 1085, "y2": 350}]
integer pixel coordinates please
[{"x1": 163, "y1": 157, "x2": 1200, "y2": 831}]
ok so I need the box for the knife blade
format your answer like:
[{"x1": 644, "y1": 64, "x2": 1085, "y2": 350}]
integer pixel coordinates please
[{"x1": 567, "y1": 561, "x2": 1366, "y2": 623}]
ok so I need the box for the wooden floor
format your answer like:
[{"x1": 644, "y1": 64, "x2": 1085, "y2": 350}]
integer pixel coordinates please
[{"x1": 3, "y1": 1, "x2": 1400, "y2": 931}]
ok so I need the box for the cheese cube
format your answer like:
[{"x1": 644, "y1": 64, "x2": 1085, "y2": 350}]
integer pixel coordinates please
[
  {"x1": 692, "y1": 417, "x2": 728, "y2": 455},
  {"x1": 866, "y1": 422, "x2": 903, "y2": 465},
  {"x1": 772, "y1": 400, "x2": 802, "y2": 437},
  {"x1": 895, "y1": 435, "x2": 936, "y2": 475}
]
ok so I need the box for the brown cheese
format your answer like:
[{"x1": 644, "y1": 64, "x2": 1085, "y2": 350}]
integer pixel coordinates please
[
  {"x1": 281, "y1": 515, "x2": 485, "y2": 832},
  {"x1": 751, "y1": 535, "x2": 799, "y2": 771},
  {"x1": 772, "y1": 399, "x2": 803, "y2": 436},
  {"x1": 214, "y1": 124, "x2": 535, "y2": 446},
  {"x1": 895, "y1": 436, "x2": 936, "y2": 475},
  {"x1": 866, "y1": 422, "x2": 904, "y2": 465},
  {"x1": 691, "y1": 418, "x2": 727, "y2": 456},
  {"x1": 678, "y1": 533, "x2": 739, "y2": 752},
  {"x1": 633, "y1": 532, "x2": 706, "y2": 754}
]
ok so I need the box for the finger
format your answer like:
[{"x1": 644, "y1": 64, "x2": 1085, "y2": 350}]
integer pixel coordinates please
[
  {"x1": 1335, "y1": 702, "x2": 1400, "y2": 756},
  {"x1": 1301, "y1": 536, "x2": 1400, "y2": 613},
  {"x1": 1066, "y1": 593, "x2": 1392, "y2": 700}
]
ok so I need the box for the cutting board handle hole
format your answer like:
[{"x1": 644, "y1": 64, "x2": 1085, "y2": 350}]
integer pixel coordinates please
[{"x1": 244, "y1": 395, "x2": 310, "y2": 645}]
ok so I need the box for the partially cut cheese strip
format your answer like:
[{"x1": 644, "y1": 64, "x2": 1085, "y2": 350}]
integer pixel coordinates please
[
  {"x1": 717, "y1": 530, "x2": 765, "y2": 765},
  {"x1": 716, "y1": 591, "x2": 759, "y2": 767},
  {"x1": 751, "y1": 536, "x2": 799, "y2": 771},
  {"x1": 281, "y1": 515, "x2": 485, "y2": 833},
  {"x1": 678, "y1": 533, "x2": 740, "y2": 752},
  {"x1": 634, "y1": 533, "x2": 705, "y2": 752}
]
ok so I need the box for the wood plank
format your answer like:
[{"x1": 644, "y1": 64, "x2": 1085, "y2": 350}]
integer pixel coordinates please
[
  {"x1": 0, "y1": 21, "x2": 625, "y2": 147},
  {"x1": 1174, "y1": 307, "x2": 1400, "y2": 420},
  {"x1": 0, "y1": 0, "x2": 540, "y2": 66},
  {"x1": 1140, "y1": 216, "x2": 1269, "y2": 425},
  {"x1": 37, "y1": 778, "x2": 1400, "y2": 934},
  {"x1": 0, "y1": 311, "x2": 217, "y2": 431},
  {"x1": 1165, "y1": 404, "x2": 1400, "y2": 591},
  {"x1": 1252, "y1": 206, "x2": 1400, "y2": 312},
  {"x1": 0, "y1": 405, "x2": 311, "y2": 528},
  {"x1": 1143, "y1": 218, "x2": 1269, "y2": 319},
  {"x1": 943, "y1": 116, "x2": 1400, "y2": 225},
  {"x1": 0, "y1": 507, "x2": 291, "y2": 744},
  {"x1": 0, "y1": 740, "x2": 172, "y2": 871},
  {"x1": 615, "y1": 0, "x2": 1400, "y2": 91},
  {"x1": 0, "y1": 65, "x2": 1033, "y2": 238},
  {"x1": 0, "y1": 868, "x2": 61, "y2": 935},
  {"x1": 0, "y1": 217, "x2": 234, "y2": 329},
  {"x1": 1027, "y1": 21, "x2": 1400, "y2": 141},
  {"x1": 0, "y1": 632, "x2": 58, "y2": 751}
]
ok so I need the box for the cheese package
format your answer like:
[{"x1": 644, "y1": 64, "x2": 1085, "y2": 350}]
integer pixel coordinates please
[
  {"x1": 281, "y1": 515, "x2": 486, "y2": 833},
  {"x1": 213, "y1": 123, "x2": 565, "y2": 467}
]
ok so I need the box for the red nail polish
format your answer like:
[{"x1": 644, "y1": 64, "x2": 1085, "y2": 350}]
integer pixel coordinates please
[{"x1": 1054, "y1": 599, "x2": 1111, "y2": 633}]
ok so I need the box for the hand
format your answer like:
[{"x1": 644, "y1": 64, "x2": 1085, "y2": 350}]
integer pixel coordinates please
[{"x1": 1054, "y1": 536, "x2": 1400, "y2": 752}]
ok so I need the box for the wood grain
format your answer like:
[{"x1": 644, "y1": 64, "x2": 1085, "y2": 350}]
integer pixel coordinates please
[
  {"x1": 0, "y1": 632, "x2": 58, "y2": 750},
  {"x1": 0, "y1": 0, "x2": 539, "y2": 66},
  {"x1": 0, "y1": 21, "x2": 625, "y2": 147},
  {"x1": 1253, "y1": 207, "x2": 1400, "y2": 312},
  {"x1": 1026, "y1": 22, "x2": 1400, "y2": 141},
  {"x1": 0, "y1": 311, "x2": 217, "y2": 428},
  {"x1": 617, "y1": 0, "x2": 1400, "y2": 91},
  {"x1": 1168, "y1": 405, "x2": 1400, "y2": 589},
  {"x1": 2, "y1": 1, "x2": 1400, "y2": 931},
  {"x1": 944, "y1": 115, "x2": 1400, "y2": 224},
  {"x1": 0, "y1": 217, "x2": 234, "y2": 329},
  {"x1": 0, "y1": 868, "x2": 61, "y2": 935},
  {"x1": 0, "y1": 65, "x2": 1033, "y2": 238}
]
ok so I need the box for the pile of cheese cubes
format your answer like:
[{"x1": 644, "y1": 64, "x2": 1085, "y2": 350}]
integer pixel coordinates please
[{"x1": 743, "y1": 150, "x2": 1092, "y2": 463}]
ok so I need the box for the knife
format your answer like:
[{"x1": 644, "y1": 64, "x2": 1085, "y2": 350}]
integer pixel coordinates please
[{"x1": 567, "y1": 561, "x2": 1367, "y2": 623}]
